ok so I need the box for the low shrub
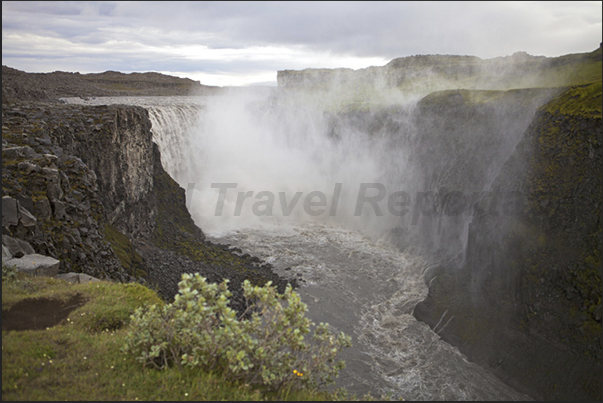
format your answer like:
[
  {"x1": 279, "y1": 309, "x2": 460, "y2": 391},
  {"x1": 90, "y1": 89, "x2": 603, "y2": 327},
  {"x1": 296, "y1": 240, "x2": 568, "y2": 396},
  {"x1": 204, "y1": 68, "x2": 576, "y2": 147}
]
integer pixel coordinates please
[{"x1": 122, "y1": 273, "x2": 352, "y2": 391}]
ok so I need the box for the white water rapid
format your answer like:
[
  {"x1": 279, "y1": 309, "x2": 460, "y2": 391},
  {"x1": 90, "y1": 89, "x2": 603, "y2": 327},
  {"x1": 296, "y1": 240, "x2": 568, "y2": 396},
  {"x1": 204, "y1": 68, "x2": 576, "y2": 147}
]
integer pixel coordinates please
[{"x1": 63, "y1": 93, "x2": 531, "y2": 400}]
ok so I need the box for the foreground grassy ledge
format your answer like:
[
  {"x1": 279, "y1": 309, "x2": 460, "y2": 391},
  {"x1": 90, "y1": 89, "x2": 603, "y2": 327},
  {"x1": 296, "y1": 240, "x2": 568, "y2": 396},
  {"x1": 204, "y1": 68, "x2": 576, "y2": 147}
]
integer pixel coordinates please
[{"x1": 2, "y1": 271, "x2": 369, "y2": 401}]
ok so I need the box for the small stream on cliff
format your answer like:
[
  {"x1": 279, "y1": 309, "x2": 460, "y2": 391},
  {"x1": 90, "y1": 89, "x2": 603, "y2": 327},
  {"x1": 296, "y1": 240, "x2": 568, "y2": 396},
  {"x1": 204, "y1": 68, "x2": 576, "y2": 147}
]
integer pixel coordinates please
[{"x1": 62, "y1": 93, "x2": 531, "y2": 400}]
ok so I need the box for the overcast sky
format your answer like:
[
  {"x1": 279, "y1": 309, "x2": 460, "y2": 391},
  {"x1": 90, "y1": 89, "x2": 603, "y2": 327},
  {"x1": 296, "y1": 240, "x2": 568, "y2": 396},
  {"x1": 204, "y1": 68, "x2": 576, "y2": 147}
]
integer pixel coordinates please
[{"x1": 2, "y1": 1, "x2": 602, "y2": 87}]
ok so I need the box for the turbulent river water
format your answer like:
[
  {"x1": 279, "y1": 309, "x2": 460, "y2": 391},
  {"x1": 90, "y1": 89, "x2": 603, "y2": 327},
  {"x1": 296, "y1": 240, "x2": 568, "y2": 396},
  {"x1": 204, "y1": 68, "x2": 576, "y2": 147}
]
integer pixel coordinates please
[{"x1": 63, "y1": 93, "x2": 531, "y2": 400}]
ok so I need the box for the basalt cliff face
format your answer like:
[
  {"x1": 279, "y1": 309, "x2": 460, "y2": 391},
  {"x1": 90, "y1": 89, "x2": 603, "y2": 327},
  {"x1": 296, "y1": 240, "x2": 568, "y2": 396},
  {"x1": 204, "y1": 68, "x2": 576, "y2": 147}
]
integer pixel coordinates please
[
  {"x1": 413, "y1": 83, "x2": 602, "y2": 401},
  {"x1": 2, "y1": 98, "x2": 293, "y2": 310},
  {"x1": 3, "y1": 103, "x2": 128, "y2": 281}
]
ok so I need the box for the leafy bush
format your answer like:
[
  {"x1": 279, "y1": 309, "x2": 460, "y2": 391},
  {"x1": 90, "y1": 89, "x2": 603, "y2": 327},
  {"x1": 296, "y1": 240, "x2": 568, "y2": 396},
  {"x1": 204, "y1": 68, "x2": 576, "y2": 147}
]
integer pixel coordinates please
[
  {"x1": 122, "y1": 273, "x2": 352, "y2": 390},
  {"x1": 2, "y1": 264, "x2": 19, "y2": 283}
]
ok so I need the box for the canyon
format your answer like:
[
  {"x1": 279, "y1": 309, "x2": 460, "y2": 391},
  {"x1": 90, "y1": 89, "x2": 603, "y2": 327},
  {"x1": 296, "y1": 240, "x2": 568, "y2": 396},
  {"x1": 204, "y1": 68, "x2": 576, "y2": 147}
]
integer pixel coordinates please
[{"x1": 2, "y1": 45, "x2": 601, "y2": 400}]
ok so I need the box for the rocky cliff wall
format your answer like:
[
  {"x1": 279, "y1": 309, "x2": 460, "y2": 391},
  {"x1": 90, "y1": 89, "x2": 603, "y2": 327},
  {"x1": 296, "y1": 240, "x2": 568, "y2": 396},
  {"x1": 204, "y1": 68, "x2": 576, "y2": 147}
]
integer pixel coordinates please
[
  {"x1": 46, "y1": 104, "x2": 157, "y2": 239},
  {"x1": 413, "y1": 82, "x2": 602, "y2": 401},
  {"x1": 311, "y1": 75, "x2": 602, "y2": 400},
  {"x1": 321, "y1": 87, "x2": 563, "y2": 264},
  {"x1": 2, "y1": 103, "x2": 131, "y2": 280}
]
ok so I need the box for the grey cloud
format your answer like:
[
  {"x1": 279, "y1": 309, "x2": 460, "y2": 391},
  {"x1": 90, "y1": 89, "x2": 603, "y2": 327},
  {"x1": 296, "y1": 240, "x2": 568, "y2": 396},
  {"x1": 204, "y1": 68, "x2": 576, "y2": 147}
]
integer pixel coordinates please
[
  {"x1": 2, "y1": 1, "x2": 601, "y2": 85},
  {"x1": 4, "y1": 1, "x2": 601, "y2": 58},
  {"x1": 104, "y1": 1, "x2": 601, "y2": 59}
]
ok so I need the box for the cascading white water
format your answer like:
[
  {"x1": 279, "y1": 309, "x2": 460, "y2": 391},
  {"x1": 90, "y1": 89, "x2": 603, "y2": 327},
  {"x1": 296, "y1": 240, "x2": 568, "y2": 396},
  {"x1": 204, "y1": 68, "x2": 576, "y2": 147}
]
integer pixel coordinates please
[
  {"x1": 184, "y1": 89, "x2": 419, "y2": 239},
  {"x1": 146, "y1": 102, "x2": 205, "y2": 186},
  {"x1": 62, "y1": 93, "x2": 532, "y2": 400}
]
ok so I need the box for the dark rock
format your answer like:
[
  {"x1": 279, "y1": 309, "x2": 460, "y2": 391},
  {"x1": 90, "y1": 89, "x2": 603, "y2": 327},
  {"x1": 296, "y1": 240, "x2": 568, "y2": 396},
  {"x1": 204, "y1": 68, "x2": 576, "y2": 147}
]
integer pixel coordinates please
[
  {"x1": 16, "y1": 194, "x2": 34, "y2": 213},
  {"x1": 3, "y1": 98, "x2": 293, "y2": 310},
  {"x1": 33, "y1": 197, "x2": 52, "y2": 220},
  {"x1": 2, "y1": 196, "x2": 19, "y2": 227},
  {"x1": 18, "y1": 204, "x2": 37, "y2": 227},
  {"x1": 52, "y1": 200, "x2": 67, "y2": 219},
  {"x1": 2, "y1": 235, "x2": 35, "y2": 257},
  {"x1": 42, "y1": 167, "x2": 63, "y2": 201},
  {"x1": 17, "y1": 160, "x2": 41, "y2": 174},
  {"x1": 2, "y1": 145, "x2": 38, "y2": 159}
]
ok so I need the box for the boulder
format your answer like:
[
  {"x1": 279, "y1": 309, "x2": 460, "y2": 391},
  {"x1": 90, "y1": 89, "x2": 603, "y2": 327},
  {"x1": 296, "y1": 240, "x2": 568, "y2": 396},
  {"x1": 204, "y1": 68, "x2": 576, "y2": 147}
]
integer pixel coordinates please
[
  {"x1": 33, "y1": 197, "x2": 52, "y2": 220},
  {"x1": 17, "y1": 160, "x2": 42, "y2": 174},
  {"x1": 16, "y1": 195, "x2": 35, "y2": 215},
  {"x1": 55, "y1": 272, "x2": 100, "y2": 284},
  {"x1": 3, "y1": 254, "x2": 60, "y2": 276},
  {"x1": 43, "y1": 167, "x2": 63, "y2": 201},
  {"x1": 18, "y1": 204, "x2": 37, "y2": 227},
  {"x1": 52, "y1": 200, "x2": 67, "y2": 220},
  {"x1": 2, "y1": 145, "x2": 39, "y2": 159}
]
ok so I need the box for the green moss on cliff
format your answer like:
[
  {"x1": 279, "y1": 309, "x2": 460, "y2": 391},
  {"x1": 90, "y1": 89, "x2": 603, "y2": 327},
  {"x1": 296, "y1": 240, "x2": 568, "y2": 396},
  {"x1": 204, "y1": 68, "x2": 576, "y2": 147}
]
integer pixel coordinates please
[
  {"x1": 542, "y1": 82, "x2": 602, "y2": 118},
  {"x1": 104, "y1": 224, "x2": 146, "y2": 279},
  {"x1": 512, "y1": 81, "x2": 602, "y2": 355},
  {"x1": 537, "y1": 47, "x2": 602, "y2": 88}
]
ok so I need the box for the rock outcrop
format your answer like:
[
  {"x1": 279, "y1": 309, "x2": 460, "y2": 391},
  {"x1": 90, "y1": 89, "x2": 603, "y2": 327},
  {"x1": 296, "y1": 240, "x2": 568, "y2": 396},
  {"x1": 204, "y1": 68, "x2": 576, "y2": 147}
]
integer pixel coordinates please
[
  {"x1": 2, "y1": 104, "x2": 128, "y2": 280},
  {"x1": 289, "y1": 46, "x2": 602, "y2": 400},
  {"x1": 2, "y1": 253, "x2": 60, "y2": 277},
  {"x1": 288, "y1": 46, "x2": 602, "y2": 400},
  {"x1": 2, "y1": 233, "x2": 96, "y2": 281}
]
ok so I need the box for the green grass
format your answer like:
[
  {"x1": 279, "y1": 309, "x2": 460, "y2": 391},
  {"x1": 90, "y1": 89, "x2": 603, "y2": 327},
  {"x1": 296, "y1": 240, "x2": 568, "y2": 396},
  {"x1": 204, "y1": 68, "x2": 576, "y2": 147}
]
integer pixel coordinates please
[
  {"x1": 541, "y1": 81, "x2": 603, "y2": 118},
  {"x1": 2, "y1": 273, "x2": 373, "y2": 401}
]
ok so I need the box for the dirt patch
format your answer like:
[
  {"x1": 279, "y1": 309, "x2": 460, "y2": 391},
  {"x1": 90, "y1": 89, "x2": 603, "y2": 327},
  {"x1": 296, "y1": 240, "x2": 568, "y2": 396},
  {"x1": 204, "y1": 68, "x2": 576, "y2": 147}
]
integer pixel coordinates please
[{"x1": 2, "y1": 293, "x2": 87, "y2": 331}]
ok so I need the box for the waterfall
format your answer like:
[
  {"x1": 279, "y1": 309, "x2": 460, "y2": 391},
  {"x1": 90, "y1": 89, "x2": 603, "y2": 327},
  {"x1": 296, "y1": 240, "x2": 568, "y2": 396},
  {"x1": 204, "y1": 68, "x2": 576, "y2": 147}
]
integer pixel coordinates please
[{"x1": 146, "y1": 102, "x2": 205, "y2": 186}]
